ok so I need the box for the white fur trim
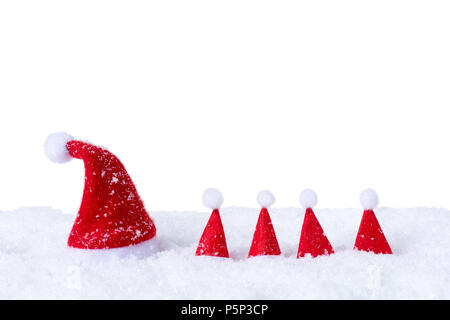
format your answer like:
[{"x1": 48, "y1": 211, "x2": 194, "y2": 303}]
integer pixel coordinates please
[
  {"x1": 202, "y1": 188, "x2": 224, "y2": 209},
  {"x1": 300, "y1": 189, "x2": 318, "y2": 208},
  {"x1": 257, "y1": 190, "x2": 275, "y2": 208},
  {"x1": 69, "y1": 237, "x2": 159, "y2": 263},
  {"x1": 360, "y1": 188, "x2": 379, "y2": 209},
  {"x1": 44, "y1": 132, "x2": 74, "y2": 163}
]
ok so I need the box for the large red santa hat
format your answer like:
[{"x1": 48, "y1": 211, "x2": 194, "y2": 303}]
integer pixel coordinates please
[
  {"x1": 195, "y1": 188, "x2": 229, "y2": 258},
  {"x1": 44, "y1": 132, "x2": 157, "y2": 257},
  {"x1": 297, "y1": 189, "x2": 334, "y2": 258},
  {"x1": 354, "y1": 189, "x2": 392, "y2": 254},
  {"x1": 248, "y1": 190, "x2": 281, "y2": 257}
]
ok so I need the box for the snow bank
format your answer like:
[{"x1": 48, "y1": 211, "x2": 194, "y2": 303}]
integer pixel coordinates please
[{"x1": 1, "y1": 206, "x2": 450, "y2": 299}]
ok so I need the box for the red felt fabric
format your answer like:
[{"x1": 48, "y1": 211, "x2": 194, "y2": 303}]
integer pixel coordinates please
[
  {"x1": 195, "y1": 209, "x2": 229, "y2": 258},
  {"x1": 297, "y1": 208, "x2": 334, "y2": 258},
  {"x1": 66, "y1": 140, "x2": 156, "y2": 249},
  {"x1": 248, "y1": 208, "x2": 281, "y2": 257},
  {"x1": 354, "y1": 209, "x2": 392, "y2": 254}
]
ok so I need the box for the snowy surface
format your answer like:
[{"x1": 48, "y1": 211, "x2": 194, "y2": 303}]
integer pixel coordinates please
[{"x1": 1, "y1": 206, "x2": 450, "y2": 299}]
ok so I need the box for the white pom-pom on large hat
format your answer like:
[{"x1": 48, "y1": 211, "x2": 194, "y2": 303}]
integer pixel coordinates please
[
  {"x1": 257, "y1": 190, "x2": 275, "y2": 208},
  {"x1": 299, "y1": 189, "x2": 318, "y2": 208},
  {"x1": 202, "y1": 188, "x2": 224, "y2": 209},
  {"x1": 360, "y1": 188, "x2": 379, "y2": 210},
  {"x1": 44, "y1": 132, "x2": 74, "y2": 163}
]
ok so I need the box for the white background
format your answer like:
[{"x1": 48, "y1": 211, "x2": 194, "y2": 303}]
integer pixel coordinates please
[{"x1": 0, "y1": 1, "x2": 449, "y2": 214}]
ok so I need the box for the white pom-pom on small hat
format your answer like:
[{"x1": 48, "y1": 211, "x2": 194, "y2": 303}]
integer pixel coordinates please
[
  {"x1": 202, "y1": 188, "x2": 224, "y2": 209},
  {"x1": 299, "y1": 189, "x2": 318, "y2": 208},
  {"x1": 360, "y1": 188, "x2": 379, "y2": 209},
  {"x1": 44, "y1": 132, "x2": 74, "y2": 163},
  {"x1": 257, "y1": 190, "x2": 275, "y2": 208}
]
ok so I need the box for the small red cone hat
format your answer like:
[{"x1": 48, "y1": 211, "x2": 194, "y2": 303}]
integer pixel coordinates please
[
  {"x1": 195, "y1": 188, "x2": 229, "y2": 258},
  {"x1": 248, "y1": 190, "x2": 281, "y2": 257},
  {"x1": 44, "y1": 132, "x2": 157, "y2": 251},
  {"x1": 354, "y1": 189, "x2": 392, "y2": 254},
  {"x1": 297, "y1": 189, "x2": 334, "y2": 258}
]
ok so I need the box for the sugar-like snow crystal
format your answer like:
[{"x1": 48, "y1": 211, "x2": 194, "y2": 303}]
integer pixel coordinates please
[{"x1": 1, "y1": 206, "x2": 450, "y2": 298}]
